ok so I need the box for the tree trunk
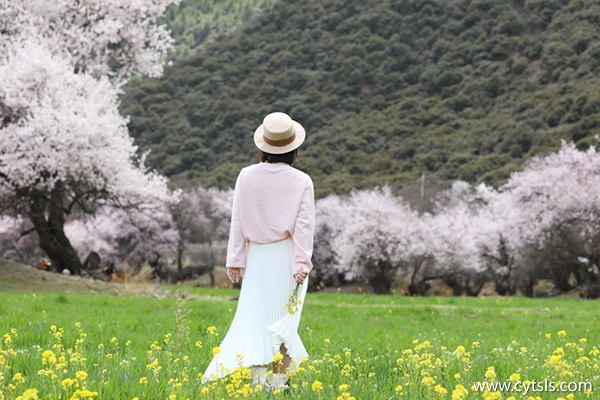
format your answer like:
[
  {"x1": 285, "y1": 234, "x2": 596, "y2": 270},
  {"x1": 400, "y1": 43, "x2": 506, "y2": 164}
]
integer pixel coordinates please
[
  {"x1": 465, "y1": 275, "x2": 486, "y2": 297},
  {"x1": 408, "y1": 279, "x2": 431, "y2": 296},
  {"x1": 28, "y1": 184, "x2": 83, "y2": 274},
  {"x1": 367, "y1": 259, "x2": 394, "y2": 294},
  {"x1": 177, "y1": 239, "x2": 184, "y2": 274},
  {"x1": 443, "y1": 274, "x2": 465, "y2": 296},
  {"x1": 369, "y1": 274, "x2": 392, "y2": 294}
]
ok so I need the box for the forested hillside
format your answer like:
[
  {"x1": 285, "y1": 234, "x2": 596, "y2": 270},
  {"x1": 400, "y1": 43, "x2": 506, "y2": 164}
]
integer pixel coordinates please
[
  {"x1": 163, "y1": 0, "x2": 277, "y2": 57},
  {"x1": 122, "y1": 0, "x2": 600, "y2": 197}
]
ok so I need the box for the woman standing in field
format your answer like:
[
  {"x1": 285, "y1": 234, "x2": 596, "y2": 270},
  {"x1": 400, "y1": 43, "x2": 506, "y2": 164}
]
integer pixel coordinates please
[{"x1": 202, "y1": 112, "x2": 315, "y2": 389}]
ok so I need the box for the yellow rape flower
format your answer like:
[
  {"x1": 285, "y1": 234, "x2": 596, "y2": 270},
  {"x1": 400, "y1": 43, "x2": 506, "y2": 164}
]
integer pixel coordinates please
[
  {"x1": 485, "y1": 366, "x2": 496, "y2": 380},
  {"x1": 42, "y1": 350, "x2": 57, "y2": 365},
  {"x1": 557, "y1": 330, "x2": 567, "y2": 338},
  {"x1": 509, "y1": 373, "x2": 521, "y2": 382},
  {"x1": 311, "y1": 380, "x2": 323, "y2": 392},
  {"x1": 415, "y1": 340, "x2": 431, "y2": 351},
  {"x1": 273, "y1": 353, "x2": 283, "y2": 363},
  {"x1": 13, "y1": 373, "x2": 25, "y2": 383},
  {"x1": 75, "y1": 371, "x2": 88, "y2": 381},
  {"x1": 434, "y1": 384, "x2": 448, "y2": 396},
  {"x1": 212, "y1": 347, "x2": 221, "y2": 356},
  {"x1": 422, "y1": 376, "x2": 435, "y2": 387},
  {"x1": 62, "y1": 378, "x2": 75, "y2": 389},
  {"x1": 395, "y1": 385, "x2": 403, "y2": 394},
  {"x1": 206, "y1": 326, "x2": 219, "y2": 336},
  {"x1": 452, "y1": 384, "x2": 468, "y2": 400},
  {"x1": 18, "y1": 388, "x2": 39, "y2": 400},
  {"x1": 483, "y1": 391, "x2": 502, "y2": 400}
]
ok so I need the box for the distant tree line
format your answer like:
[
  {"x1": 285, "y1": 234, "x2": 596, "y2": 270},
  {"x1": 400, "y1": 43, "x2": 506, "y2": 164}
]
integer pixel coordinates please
[
  {"x1": 4, "y1": 142, "x2": 600, "y2": 298},
  {"x1": 313, "y1": 141, "x2": 600, "y2": 298}
]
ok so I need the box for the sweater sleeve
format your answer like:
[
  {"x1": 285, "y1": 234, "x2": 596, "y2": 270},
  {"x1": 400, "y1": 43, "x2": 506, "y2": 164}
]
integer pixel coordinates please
[
  {"x1": 225, "y1": 171, "x2": 246, "y2": 268},
  {"x1": 291, "y1": 178, "x2": 316, "y2": 276}
]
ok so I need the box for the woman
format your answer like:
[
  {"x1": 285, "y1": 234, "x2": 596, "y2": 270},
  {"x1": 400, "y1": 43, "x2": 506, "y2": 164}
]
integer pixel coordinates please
[{"x1": 202, "y1": 112, "x2": 315, "y2": 389}]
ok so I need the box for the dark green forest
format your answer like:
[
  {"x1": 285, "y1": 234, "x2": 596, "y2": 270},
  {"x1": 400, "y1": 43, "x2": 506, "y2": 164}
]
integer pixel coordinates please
[
  {"x1": 162, "y1": 0, "x2": 278, "y2": 57},
  {"x1": 121, "y1": 0, "x2": 600, "y2": 198}
]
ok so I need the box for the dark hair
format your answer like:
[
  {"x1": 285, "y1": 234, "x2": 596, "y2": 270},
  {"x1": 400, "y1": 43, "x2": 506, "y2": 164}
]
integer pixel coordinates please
[{"x1": 259, "y1": 149, "x2": 298, "y2": 165}]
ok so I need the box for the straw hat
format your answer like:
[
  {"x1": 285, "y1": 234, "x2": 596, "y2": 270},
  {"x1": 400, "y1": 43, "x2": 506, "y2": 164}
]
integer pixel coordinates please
[{"x1": 254, "y1": 112, "x2": 306, "y2": 154}]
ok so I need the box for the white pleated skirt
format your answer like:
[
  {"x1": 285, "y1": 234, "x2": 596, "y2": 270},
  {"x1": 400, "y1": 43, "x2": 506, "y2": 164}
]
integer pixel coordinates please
[{"x1": 202, "y1": 238, "x2": 309, "y2": 381}]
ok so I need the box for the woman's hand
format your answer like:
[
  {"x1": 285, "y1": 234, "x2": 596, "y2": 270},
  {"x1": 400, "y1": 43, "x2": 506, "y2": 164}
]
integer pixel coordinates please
[
  {"x1": 293, "y1": 269, "x2": 308, "y2": 284},
  {"x1": 227, "y1": 267, "x2": 244, "y2": 284}
]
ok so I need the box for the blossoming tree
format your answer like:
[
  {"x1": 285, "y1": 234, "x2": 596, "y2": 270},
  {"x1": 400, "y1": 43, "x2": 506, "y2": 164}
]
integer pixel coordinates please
[
  {"x1": 501, "y1": 141, "x2": 600, "y2": 297},
  {"x1": 65, "y1": 203, "x2": 179, "y2": 272},
  {"x1": 428, "y1": 182, "x2": 491, "y2": 295},
  {"x1": 170, "y1": 187, "x2": 232, "y2": 274},
  {"x1": 331, "y1": 187, "x2": 429, "y2": 294},
  {"x1": 313, "y1": 194, "x2": 349, "y2": 287},
  {"x1": 0, "y1": 0, "x2": 177, "y2": 273},
  {"x1": 0, "y1": 216, "x2": 42, "y2": 264}
]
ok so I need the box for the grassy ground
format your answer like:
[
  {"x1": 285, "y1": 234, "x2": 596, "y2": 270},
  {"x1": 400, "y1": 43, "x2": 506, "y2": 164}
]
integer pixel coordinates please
[{"x1": 0, "y1": 286, "x2": 598, "y2": 399}]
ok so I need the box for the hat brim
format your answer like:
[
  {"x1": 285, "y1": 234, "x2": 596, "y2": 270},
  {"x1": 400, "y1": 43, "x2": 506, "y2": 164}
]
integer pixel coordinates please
[{"x1": 254, "y1": 120, "x2": 306, "y2": 154}]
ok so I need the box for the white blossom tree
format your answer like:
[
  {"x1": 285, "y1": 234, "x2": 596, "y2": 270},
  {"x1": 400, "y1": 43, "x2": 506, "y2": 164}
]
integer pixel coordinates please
[{"x1": 0, "y1": 0, "x2": 177, "y2": 273}]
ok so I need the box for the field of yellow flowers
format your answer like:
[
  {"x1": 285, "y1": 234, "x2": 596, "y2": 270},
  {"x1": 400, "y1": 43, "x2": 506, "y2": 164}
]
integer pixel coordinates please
[{"x1": 0, "y1": 288, "x2": 598, "y2": 399}]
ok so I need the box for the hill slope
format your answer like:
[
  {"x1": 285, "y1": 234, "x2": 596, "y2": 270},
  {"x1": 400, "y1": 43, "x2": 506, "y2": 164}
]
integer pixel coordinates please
[
  {"x1": 0, "y1": 258, "x2": 115, "y2": 293},
  {"x1": 163, "y1": 0, "x2": 278, "y2": 57},
  {"x1": 122, "y1": 0, "x2": 600, "y2": 197}
]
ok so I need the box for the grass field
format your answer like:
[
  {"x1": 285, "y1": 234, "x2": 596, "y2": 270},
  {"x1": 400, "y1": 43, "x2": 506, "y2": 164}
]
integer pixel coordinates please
[{"x1": 0, "y1": 287, "x2": 598, "y2": 399}]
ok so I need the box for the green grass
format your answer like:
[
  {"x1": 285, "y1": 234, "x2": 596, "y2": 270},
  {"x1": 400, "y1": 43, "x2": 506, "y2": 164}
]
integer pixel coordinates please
[{"x1": 0, "y1": 288, "x2": 598, "y2": 399}]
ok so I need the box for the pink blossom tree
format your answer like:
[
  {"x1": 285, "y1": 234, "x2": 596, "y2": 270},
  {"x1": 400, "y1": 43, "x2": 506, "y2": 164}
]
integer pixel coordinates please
[
  {"x1": 314, "y1": 194, "x2": 350, "y2": 287},
  {"x1": 501, "y1": 141, "x2": 600, "y2": 297},
  {"x1": 0, "y1": 1, "x2": 177, "y2": 273},
  {"x1": 170, "y1": 187, "x2": 232, "y2": 283},
  {"x1": 0, "y1": 216, "x2": 43, "y2": 264},
  {"x1": 429, "y1": 181, "x2": 492, "y2": 295},
  {"x1": 0, "y1": 1, "x2": 175, "y2": 87},
  {"x1": 65, "y1": 203, "x2": 179, "y2": 273},
  {"x1": 331, "y1": 187, "x2": 429, "y2": 294},
  {"x1": 473, "y1": 189, "x2": 527, "y2": 295}
]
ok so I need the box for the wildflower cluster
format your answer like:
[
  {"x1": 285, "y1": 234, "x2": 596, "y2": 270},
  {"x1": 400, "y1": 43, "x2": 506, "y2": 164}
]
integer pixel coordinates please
[{"x1": 286, "y1": 283, "x2": 303, "y2": 315}]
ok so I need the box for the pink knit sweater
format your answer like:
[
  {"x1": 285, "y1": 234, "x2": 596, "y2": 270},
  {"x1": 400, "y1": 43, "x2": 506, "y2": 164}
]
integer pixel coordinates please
[{"x1": 226, "y1": 162, "x2": 315, "y2": 276}]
